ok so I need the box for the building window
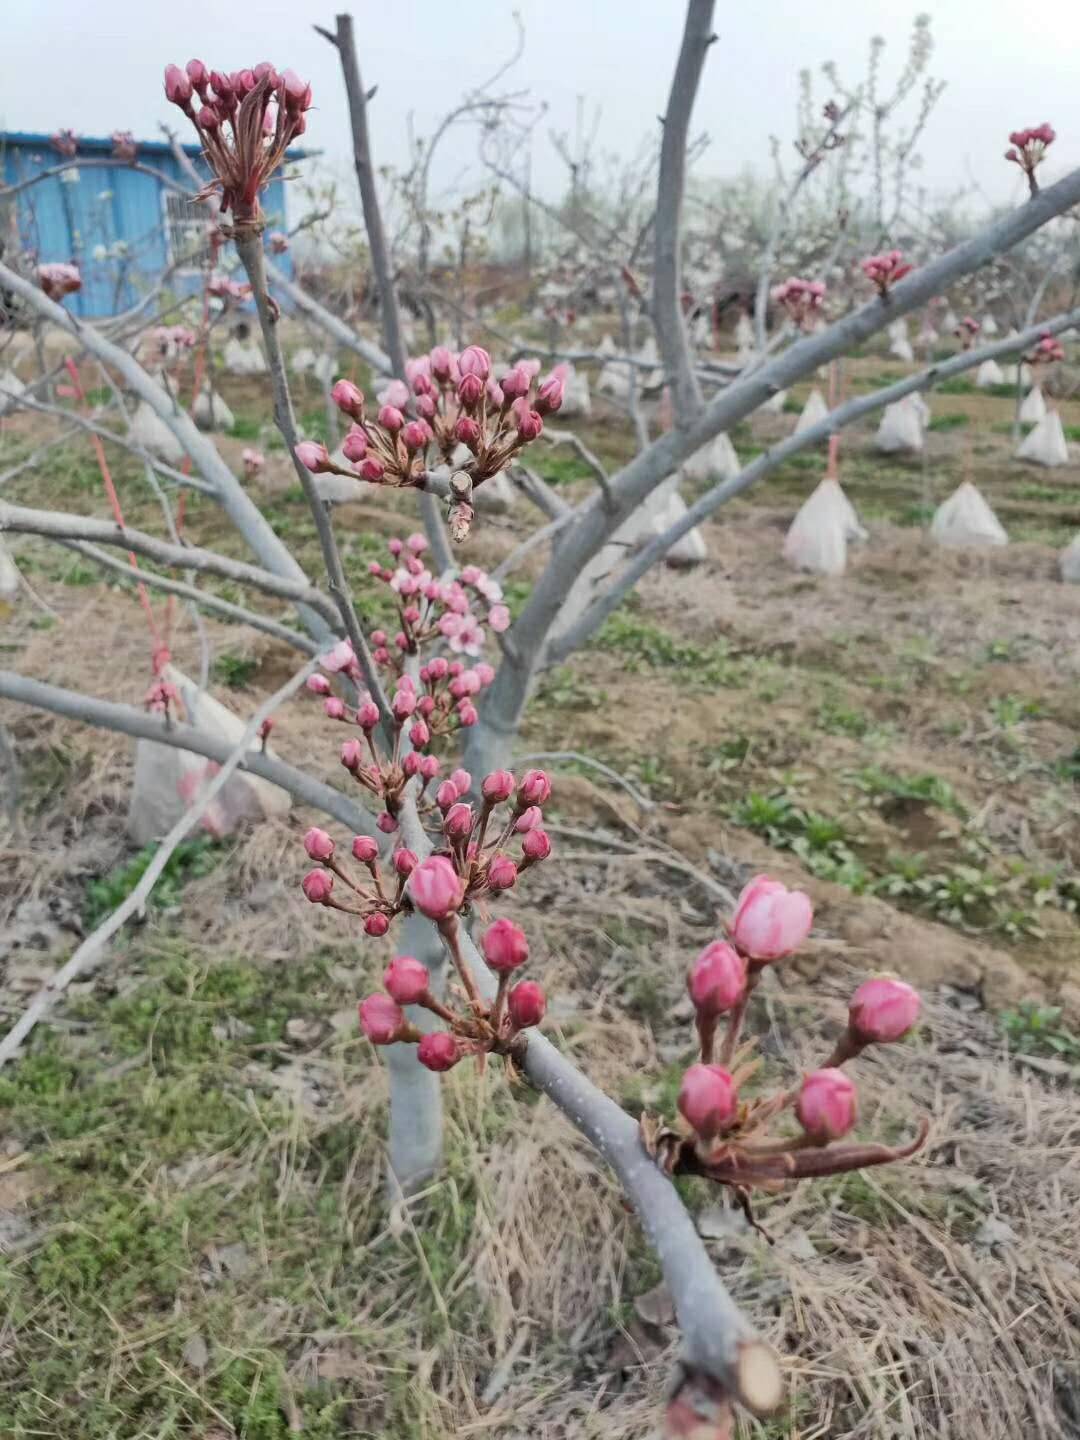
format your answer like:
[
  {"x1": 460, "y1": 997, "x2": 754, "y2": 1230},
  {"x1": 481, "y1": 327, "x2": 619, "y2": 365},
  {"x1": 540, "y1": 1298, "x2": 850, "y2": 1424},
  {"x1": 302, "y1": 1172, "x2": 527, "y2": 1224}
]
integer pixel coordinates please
[{"x1": 163, "y1": 191, "x2": 210, "y2": 271}]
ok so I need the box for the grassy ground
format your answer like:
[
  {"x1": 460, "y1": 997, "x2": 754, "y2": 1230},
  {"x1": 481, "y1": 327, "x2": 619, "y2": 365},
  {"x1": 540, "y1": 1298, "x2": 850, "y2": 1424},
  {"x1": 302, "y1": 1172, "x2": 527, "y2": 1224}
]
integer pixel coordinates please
[{"x1": 1, "y1": 336, "x2": 1079, "y2": 1437}]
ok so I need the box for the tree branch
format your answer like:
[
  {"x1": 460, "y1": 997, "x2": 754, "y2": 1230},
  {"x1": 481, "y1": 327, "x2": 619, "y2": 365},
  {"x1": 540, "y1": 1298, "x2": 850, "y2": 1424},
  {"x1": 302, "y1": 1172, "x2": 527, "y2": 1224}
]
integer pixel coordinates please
[
  {"x1": 0, "y1": 500, "x2": 340, "y2": 623},
  {"x1": 322, "y1": 11, "x2": 453, "y2": 573},
  {"x1": 653, "y1": 0, "x2": 713, "y2": 423},
  {"x1": 0, "y1": 671, "x2": 375, "y2": 835}
]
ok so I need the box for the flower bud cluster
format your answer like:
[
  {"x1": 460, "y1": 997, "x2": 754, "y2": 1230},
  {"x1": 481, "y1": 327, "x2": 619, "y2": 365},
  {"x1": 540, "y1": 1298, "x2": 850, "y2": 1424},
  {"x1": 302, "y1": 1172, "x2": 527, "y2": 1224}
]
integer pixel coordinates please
[
  {"x1": 770, "y1": 277, "x2": 826, "y2": 332},
  {"x1": 1005, "y1": 123, "x2": 1055, "y2": 190},
  {"x1": 1027, "y1": 331, "x2": 1065, "y2": 366},
  {"x1": 860, "y1": 249, "x2": 912, "y2": 297},
  {"x1": 163, "y1": 59, "x2": 313, "y2": 220},
  {"x1": 37, "y1": 263, "x2": 82, "y2": 301}
]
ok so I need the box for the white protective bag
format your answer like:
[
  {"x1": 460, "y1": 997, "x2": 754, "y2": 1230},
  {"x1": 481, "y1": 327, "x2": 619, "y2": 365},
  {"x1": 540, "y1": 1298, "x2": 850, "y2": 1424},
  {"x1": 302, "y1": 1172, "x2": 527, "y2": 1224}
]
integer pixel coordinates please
[
  {"x1": 682, "y1": 432, "x2": 740, "y2": 484},
  {"x1": 887, "y1": 319, "x2": 914, "y2": 363},
  {"x1": 793, "y1": 388, "x2": 829, "y2": 436},
  {"x1": 192, "y1": 385, "x2": 235, "y2": 432},
  {"x1": 0, "y1": 537, "x2": 21, "y2": 601},
  {"x1": 558, "y1": 364, "x2": 592, "y2": 419},
  {"x1": 975, "y1": 359, "x2": 1005, "y2": 388},
  {"x1": 0, "y1": 369, "x2": 27, "y2": 417},
  {"x1": 223, "y1": 338, "x2": 268, "y2": 376},
  {"x1": 290, "y1": 346, "x2": 318, "y2": 374},
  {"x1": 128, "y1": 400, "x2": 185, "y2": 463},
  {"x1": 734, "y1": 312, "x2": 756, "y2": 359},
  {"x1": 1017, "y1": 411, "x2": 1069, "y2": 467},
  {"x1": 981, "y1": 314, "x2": 1000, "y2": 337},
  {"x1": 783, "y1": 478, "x2": 861, "y2": 576},
  {"x1": 1060, "y1": 533, "x2": 1080, "y2": 582},
  {"x1": 761, "y1": 389, "x2": 788, "y2": 414},
  {"x1": 1019, "y1": 386, "x2": 1047, "y2": 425},
  {"x1": 128, "y1": 664, "x2": 291, "y2": 844},
  {"x1": 930, "y1": 482, "x2": 1008, "y2": 548},
  {"x1": 875, "y1": 396, "x2": 924, "y2": 454}
]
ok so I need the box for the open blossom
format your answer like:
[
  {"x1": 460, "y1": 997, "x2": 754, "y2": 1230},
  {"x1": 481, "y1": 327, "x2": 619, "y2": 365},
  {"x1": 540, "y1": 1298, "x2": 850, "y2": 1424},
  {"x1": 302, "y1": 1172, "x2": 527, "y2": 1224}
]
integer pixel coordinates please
[
  {"x1": 730, "y1": 876, "x2": 812, "y2": 961},
  {"x1": 37, "y1": 263, "x2": 82, "y2": 300},
  {"x1": 319, "y1": 638, "x2": 356, "y2": 673},
  {"x1": 860, "y1": 249, "x2": 912, "y2": 296}
]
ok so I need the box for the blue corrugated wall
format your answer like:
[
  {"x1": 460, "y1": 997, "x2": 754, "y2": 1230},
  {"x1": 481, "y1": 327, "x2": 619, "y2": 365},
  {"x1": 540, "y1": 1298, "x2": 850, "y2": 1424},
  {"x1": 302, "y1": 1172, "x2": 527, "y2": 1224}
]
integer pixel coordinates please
[{"x1": 1, "y1": 133, "x2": 298, "y2": 317}]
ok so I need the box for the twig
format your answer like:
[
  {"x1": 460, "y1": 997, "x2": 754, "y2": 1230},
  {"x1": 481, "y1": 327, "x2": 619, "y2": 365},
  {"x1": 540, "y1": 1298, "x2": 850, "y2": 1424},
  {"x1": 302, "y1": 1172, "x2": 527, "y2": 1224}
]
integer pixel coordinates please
[
  {"x1": 514, "y1": 750, "x2": 656, "y2": 813},
  {"x1": 0, "y1": 660, "x2": 316, "y2": 1068},
  {"x1": 542, "y1": 428, "x2": 614, "y2": 508}
]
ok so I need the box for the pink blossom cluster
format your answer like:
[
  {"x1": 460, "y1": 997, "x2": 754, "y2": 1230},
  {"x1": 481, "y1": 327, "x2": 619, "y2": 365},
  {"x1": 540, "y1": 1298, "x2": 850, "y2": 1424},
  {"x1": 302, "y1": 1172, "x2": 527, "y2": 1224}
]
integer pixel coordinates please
[
  {"x1": 1005, "y1": 123, "x2": 1055, "y2": 189},
  {"x1": 295, "y1": 348, "x2": 564, "y2": 538},
  {"x1": 661, "y1": 875, "x2": 925, "y2": 1198},
  {"x1": 50, "y1": 129, "x2": 78, "y2": 159},
  {"x1": 770, "y1": 277, "x2": 826, "y2": 332},
  {"x1": 860, "y1": 249, "x2": 912, "y2": 297},
  {"x1": 111, "y1": 131, "x2": 137, "y2": 162},
  {"x1": 207, "y1": 274, "x2": 253, "y2": 304},
  {"x1": 954, "y1": 315, "x2": 981, "y2": 350},
  {"x1": 268, "y1": 231, "x2": 290, "y2": 255},
  {"x1": 1028, "y1": 331, "x2": 1065, "y2": 366},
  {"x1": 144, "y1": 324, "x2": 197, "y2": 364},
  {"x1": 37, "y1": 263, "x2": 82, "y2": 301},
  {"x1": 163, "y1": 59, "x2": 312, "y2": 220},
  {"x1": 362, "y1": 534, "x2": 510, "y2": 670}
]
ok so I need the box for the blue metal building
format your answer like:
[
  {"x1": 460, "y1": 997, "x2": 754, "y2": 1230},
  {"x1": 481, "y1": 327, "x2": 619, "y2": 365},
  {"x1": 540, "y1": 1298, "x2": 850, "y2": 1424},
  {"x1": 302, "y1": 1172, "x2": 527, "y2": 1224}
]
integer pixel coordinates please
[{"x1": 0, "y1": 131, "x2": 302, "y2": 317}]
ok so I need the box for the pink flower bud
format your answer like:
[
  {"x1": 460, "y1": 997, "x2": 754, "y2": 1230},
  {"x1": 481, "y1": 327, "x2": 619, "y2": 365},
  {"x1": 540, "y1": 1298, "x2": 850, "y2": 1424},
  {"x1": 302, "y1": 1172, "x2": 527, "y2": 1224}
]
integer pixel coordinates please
[
  {"x1": 352, "y1": 835, "x2": 378, "y2": 864},
  {"x1": 487, "y1": 604, "x2": 511, "y2": 633},
  {"x1": 331, "y1": 379, "x2": 365, "y2": 419},
  {"x1": 408, "y1": 855, "x2": 464, "y2": 920},
  {"x1": 324, "y1": 697, "x2": 346, "y2": 720},
  {"x1": 677, "y1": 1064, "x2": 737, "y2": 1140},
  {"x1": 306, "y1": 674, "x2": 331, "y2": 695},
  {"x1": 482, "y1": 769, "x2": 515, "y2": 803},
  {"x1": 450, "y1": 768, "x2": 471, "y2": 796},
  {"x1": 688, "y1": 941, "x2": 747, "y2": 1017},
  {"x1": 457, "y1": 702, "x2": 478, "y2": 728},
  {"x1": 371, "y1": 629, "x2": 387, "y2": 645},
  {"x1": 474, "y1": 662, "x2": 495, "y2": 686},
  {"x1": 392, "y1": 689, "x2": 416, "y2": 721},
  {"x1": 535, "y1": 376, "x2": 564, "y2": 415},
  {"x1": 515, "y1": 806, "x2": 542, "y2": 832},
  {"x1": 430, "y1": 346, "x2": 454, "y2": 381},
  {"x1": 185, "y1": 59, "x2": 210, "y2": 91},
  {"x1": 402, "y1": 753, "x2": 420, "y2": 778},
  {"x1": 796, "y1": 1068, "x2": 857, "y2": 1143},
  {"x1": 418, "y1": 1031, "x2": 461, "y2": 1071},
  {"x1": 320, "y1": 638, "x2": 356, "y2": 673},
  {"x1": 848, "y1": 976, "x2": 921, "y2": 1044},
  {"x1": 487, "y1": 855, "x2": 518, "y2": 891},
  {"x1": 378, "y1": 404, "x2": 404, "y2": 432},
  {"x1": 360, "y1": 457, "x2": 385, "y2": 482},
  {"x1": 164, "y1": 63, "x2": 194, "y2": 106},
  {"x1": 359, "y1": 993, "x2": 404, "y2": 1044},
  {"x1": 521, "y1": 828, "x2": 551, "y2": 861},
  {"x1": 376, "y1": 812, "x2": 398, "y2": 834},
  {"x1": 420, "y1": 755, "x2": 441, "y2": 781},
  {"x1": 508, "y1": 979, "x2": 546, "y2": 1029},
  {"x1": 516, "y1": 409, "x2": 544, "y2": 442},
  {"x1": 364, "y1": 912, "x2": 390, "y2": 937},
  {"x1": 415, "y1": 392, "x2": 436, "y2": 420},
  {"x1": 409, "y1": 720, "x2": 430, "y2": 749},
  {"x1": 444, "y1": 802, "x2": 474, "y2": 839},
  {"x1": 458, "y1": 345, "x2": 491, "y2": 379},
  {"x1": 517, "y1": 769, "x2": 551, "y2": 808},
  {"x1": 301, "y1": 869, "x2": 333, "y2": 904},
  {"x1": 401, "y1": 420, "x2": 428, "y2": 452},
  {"x1": 730, "y1": 875, "x2": 812, "y2": 961},
  {"x1": 457, "y1": 373, "x2": 484, "y2": 408},
  {"x1": 197, "y1": 105, "x2": 220, "y2": 131},
  {"x1": 482, "y1": 918, "x2": 529, "y2": 972},
  {"x1": 384, "y1": 955, "x2": 429, "y2": 1004},
  {"x1": 454, "y1": 416, "x2": 481, "y2": 449},
  {"x1": 356, "y1": 701, "x2": 380, "y2": 731},
  {"x1": 340, "y1": 739, "x2": 364, "y2": 772},
  {"x1": 303, "y1": 827, "x2": 335, "y2": 862},
  {"x1": 296, "y1": 440, "x2": 332, "y2": 473},
  {"x1": 417, "y1": 696, "x2": 436, "y2": 718},
  {"x1": 391, "y1": 850, "x2": 417, "y2": 880},
  {"x1": 435, "y1": 781, "x2": 458, "y2": 811}
]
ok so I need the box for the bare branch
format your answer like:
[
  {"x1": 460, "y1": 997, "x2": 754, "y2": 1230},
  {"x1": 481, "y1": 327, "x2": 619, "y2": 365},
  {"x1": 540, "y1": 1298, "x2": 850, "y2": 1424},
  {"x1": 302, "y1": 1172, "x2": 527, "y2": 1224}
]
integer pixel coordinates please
[
  {"x1": 0, "y1": 670, "x2": 374, "y2": 835},
  {"x1": 264, "y1": 258, "x2": 391, "y2": 372},
  {"x1": 653, "y1": 0, "x2": 713, "y2": 422},
  {"x1": 0, "y1": 499, "x2": 340, "y2": 623}
]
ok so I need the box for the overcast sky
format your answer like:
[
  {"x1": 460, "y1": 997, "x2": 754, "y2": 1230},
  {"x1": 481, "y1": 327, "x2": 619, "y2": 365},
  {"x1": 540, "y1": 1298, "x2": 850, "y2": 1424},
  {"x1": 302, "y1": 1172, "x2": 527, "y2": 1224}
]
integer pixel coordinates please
[{"x1": 5, "y1": 0, "x2": 1080, "y2": 220}]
